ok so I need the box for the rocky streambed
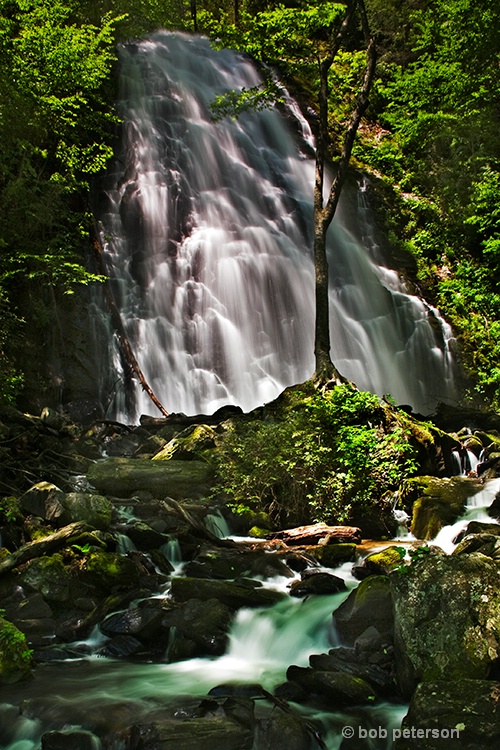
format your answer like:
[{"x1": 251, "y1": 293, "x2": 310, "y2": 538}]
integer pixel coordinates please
[{"x1": 1, "y1": 405, "x2": 500, "y2": 749}]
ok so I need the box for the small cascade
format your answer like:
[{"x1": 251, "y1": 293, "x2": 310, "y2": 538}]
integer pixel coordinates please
[
  {"x1": 97, "y1": 31, "x2": 457, "y2": 422},
  {"x1": 451, "y1": 447, "x2": 480, "y2": 476},
  {"x1": 432, "y1": 477, "x2": 500, "y2": 553},
  {"x1": 204, "y1": 508, "x2": 231, "y2": 539},
  {"x1": 161, "y1": 537, "x2": 182, "y2": 568}
]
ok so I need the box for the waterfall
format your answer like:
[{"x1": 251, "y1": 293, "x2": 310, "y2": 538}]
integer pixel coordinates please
[{"x1": 98, "y1": 32, "x2": 456, "y2": 422}]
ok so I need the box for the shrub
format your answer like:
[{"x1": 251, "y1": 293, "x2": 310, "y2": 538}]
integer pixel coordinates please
[{"x1": 212, "y1": 384, "x2": 418, "y2": 527}]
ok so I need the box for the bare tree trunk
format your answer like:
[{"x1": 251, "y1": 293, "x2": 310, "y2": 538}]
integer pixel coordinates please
[
  {"x1": 313, "y1": 0, "x2": 377, "y2": 384},
  {"x1": 191, "y1": 0, "x2": 198, "y2": 33}
]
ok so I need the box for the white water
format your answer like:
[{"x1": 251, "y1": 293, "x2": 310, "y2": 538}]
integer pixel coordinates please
[
  {"x1": 432, "y1": 477, "x2": 500, "y2": 553},
  {"x1": 1, "y1": 572, "x2": 361, "y2": 749},
  {"x1": 98, "y1": 32, "x2": 456, "y2": 422}
]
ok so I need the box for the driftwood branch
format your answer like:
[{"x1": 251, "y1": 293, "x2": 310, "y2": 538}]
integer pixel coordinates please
[
  {"x1": 0, "y1": 522, "x2": 91, "y2": 575},
  {"x1": 92, "y1": 234, "x2": 169, "y2": 418}
]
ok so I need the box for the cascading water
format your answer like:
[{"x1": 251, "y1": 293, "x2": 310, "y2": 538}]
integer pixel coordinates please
[{"x1": 98, "y1": 31, "x2": 456, "y2": 422}]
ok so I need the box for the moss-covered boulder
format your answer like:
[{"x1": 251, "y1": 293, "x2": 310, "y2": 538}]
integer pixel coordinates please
[
  {"x1": 332, "y1": 575, "x2": 394, "y2": 646},
  {"x1": 399, "y1": 476, "x2": 483, "y2": 540},
  {"x1": 0, "y1": 616, "x2": 32, "y2": 683},
  {"x1": 152, "y1": 424, "x2": 217, "y2": 461},
  {"x1": 391, "y1": 553, "x2": 500, "y2": 697},
  {"x1": 395, "y1": 680, "x2": 500, "y2": 749},
  {"x1": 80, "y1": 550, "x2": 141, "y2": 592},
  {"x1": 88, "y1": 458, "x2": 213, "y2": 499},
  {"x1": 355, "y1": 545, "x2": 406, "y2": 578},
  {"x1": 21, "y1": 553, "x2": 73, "y2": 602}
]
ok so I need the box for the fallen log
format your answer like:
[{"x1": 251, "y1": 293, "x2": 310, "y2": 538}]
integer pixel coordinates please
[
  {"x1": 268, "y1": 522, "x2": 362, "y2": 545},
  {"x1": 0, "y1": 521, "x2": 91, "y2": 575}
]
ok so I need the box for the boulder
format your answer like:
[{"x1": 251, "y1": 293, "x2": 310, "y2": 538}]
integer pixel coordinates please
[
  {"x1": 304, "y1": 543, "x2": 357, "y2": 567},
  {"x1": 129, "y1": 717, "x2": 252, "y2": 750},
  {"x1": 125, "y1": 521, "x2": 170, "y2": 550},
  {"x1": 399, "y1": 476, "x2": 482, "y2": 540},
  {"x1": 79, "y1": 550, "x2": 141, "y2": 592},
  {"x1": 19, "y1": 484, "x2": 113, "y2": 530},
  {"x1": 41, "y1": 730, "x2": 101, "y2": 750},
  {"x1": 256, "y1": 710, "x2": 311, "y2": 750},
  {"x1": 289, "y1": 570, "x2": 347, "y2": 597},
  {"x1": 391, "y1": 553, "x2": 500, "y2": 697},
  {"x1": 395, "y1": 680, "x2": 500, "y2": 749},
  {"x1": 152, "y1": 424, "x2": 217, "y2": 461},
  {"x1": 286, "y1": 665, "x2": 376, "y2": 705},
  {"x1": 332, "y1": 575, "x2": 394, "y2": 646},
  {"x1": 21, "y1": 554, "x2": 73, "y2": 602},
  {"x1": 354, "y1": 545, "x2": 406, "y2": 579},
  {"x1": 87, "y1": 458, "x2": 213, "y2": 499},
  {"x1": 100, "y1": 607, "x2": 165, "y2": 641},
  {"x1": 309, "y1": 648, "x2": 396, "y2": 698},
  {"x1": 453, "y1": 533, "x2": 500, "y2": 558},
  {"x1": 183, "y1": 545, "x2": 292, "y2": 580},
  {"x1": 163, "y1": 598, "x2": 234, "y2": 659},
  {"x1": 170, "y1": 577, "x2": 285, "y2": 610},
  {"x1": 0, "y1": 615, "x2": 32, "y2": 683}
]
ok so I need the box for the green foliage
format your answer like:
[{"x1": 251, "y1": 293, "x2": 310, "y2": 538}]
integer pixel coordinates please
[
  {"x1": 0, "y1": 496, "x2": 22, "y2": 524},
  {"x1": 212, "y1": 384, "x2": 418, "y2": 526}
]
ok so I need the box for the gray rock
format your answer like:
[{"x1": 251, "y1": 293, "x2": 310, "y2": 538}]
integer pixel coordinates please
[
  {"x1": 286, "y1": 665, "x2": 376, "y2": 705},
  {"x1": 170, "y1": 577, "x2": 286, "y2": 609},
  {"x1": 391, "y1": 552, "x2": 500, "y2": 697},
  {"x1": 100, "y1": 607, "x2": 165, "y2": 641},
  {"x1": 395, "y1": 680, "x2": 500, "y2": 749},
  {"x1": 257, "y1": 710, "x2": 311, "y2": 750},
  {"x1": 163, "y1": 598, "x2": 234, "y2": 659},
  {"x1": 129, "y1": 717, "x2": 252, "y2": 750}
]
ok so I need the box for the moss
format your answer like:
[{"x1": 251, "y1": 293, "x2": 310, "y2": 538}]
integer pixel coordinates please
[
  {"x1": 152, "y1": 424, "x2": 217, "y2": 461},
  {"x1": 0, "y1": 615, "x2": 32, "y2": 683},
  {"x1": 83, "y1": 550, "x2": 140, "y2": 591}
]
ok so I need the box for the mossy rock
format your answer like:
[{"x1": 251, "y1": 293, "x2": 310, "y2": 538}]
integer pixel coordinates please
[
  {"x1": 0, "y1": 616, "x2": 32, "y2": 683},
  {"x1": 400, "y1": 476, "x2": 483, "y2": 540},
  {"x1": 88, "y1": 458, "x2": 213, "y2": 499},
  {"x1": 332, "y1": 575, "x2": 394, "y2": 645},
  {"x1": 358, "y1": 545, "x2": 406, "y2": 576},
  {"x1": 152, "y1": 424, "x2": 217, "y2": 461},
  {"x1": 395, "y1": 680, "x2": 500, "y2": 749},
  {"x1": 58, "y1": 493, "x2": 113, "y2": 530},
  {"x1": 21, "y1": 553, "x2": 73, "y2": 602},
  {"x1": 81, "y1": 550, "x2": 140, "y2": 591},
  {"x1": 306, "y1": 543, "x2": 357, "y2": 566},
  {"x1": 391, "y1": 553, "x2": 500, "y2": 697}
]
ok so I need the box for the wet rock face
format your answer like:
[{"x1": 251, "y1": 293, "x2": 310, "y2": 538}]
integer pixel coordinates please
[
  {"x1": 399, "y1": 476, "x2": 483, "y2": 540},
  {"x1": 391, "y1": 553, "x2": 500, "y2": 697},
  {"x1": 395, "y1": 680, "x2": 500, "y2": 750},
  {"x1": 332, "y1": 575, "x2": 394, "y2": 646}
]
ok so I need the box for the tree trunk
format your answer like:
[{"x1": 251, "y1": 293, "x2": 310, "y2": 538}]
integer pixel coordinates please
[{"x1": 312, "y1": 0, "x2": 377, "y2": 384}]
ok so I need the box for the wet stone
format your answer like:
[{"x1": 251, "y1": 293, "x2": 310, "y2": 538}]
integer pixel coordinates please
[{"x1": 289, "y1": 569, "x2": 347, "y2": 597}]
